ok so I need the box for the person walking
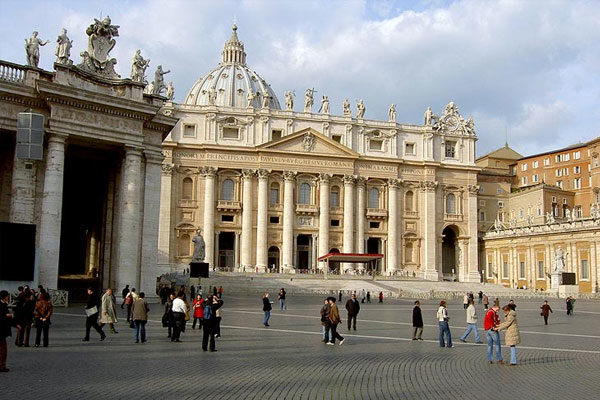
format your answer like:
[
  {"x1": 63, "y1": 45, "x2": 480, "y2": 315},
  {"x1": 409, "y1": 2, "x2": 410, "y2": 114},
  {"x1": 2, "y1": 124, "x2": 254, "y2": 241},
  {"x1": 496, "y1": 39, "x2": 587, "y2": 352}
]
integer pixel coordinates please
[
  {"x1": 484, "y1": 305, "x2": 503, "y2": 364},
  {"x1": 462, "y1": 293, "x2": 469, "y2": 309},
  {"x1": 540, "y1": 300, "x2": 553, "y2": 325},
  {"x1": 125, "y1": 288, "x2": 138, "y2": 322},
  {"x1": 320, "y1": 298, "x2": 331, "y2": 343},
  {"x1": 33, "y1": 292, "x2": 52, "y2": 347},
  {"x1": 278, "y1": 288, "x2": 287, "y2": 311},
  {"x1": 459, "y1": 299, "x2": 483, "y2": 343},
  {"x1": 345, "y1": 293, "x2": 360, "y2": 330},
  {"x1": 190, "y1": 285, "x2": 196, "y2": 300},
  {"x1": 121, "y1": 284, "x2": 129, "y2": 309},
  {"x1": 99, "y1": 288, "x2": 119, "y2": 334},
  {"x1": 327, "y1": 297, "x2": 345, "y2": 345},
  {"x1": 0, "y1": 290, "x2": 13, "y2": 372},
  {"x1": 366, "y1": 291, "x2": 371, "y2": 303},
  {"x1": 192, "y1": 294, "x2": 204, "y2": 330},
  {"x1": 83, "y1": 287, "x2": 106, "y2": 342},
  {"x1": 202, "y1": 294, "x2": 223, "y2": 352},
  {"x1": 218, "y1": 286, "x2": 223, "y2": 299},
  {"x1": 478, "y1": 291, "x2": 483, "y2": 304},
  {"x1": 495, "y1": 304, "x2": 521, "y2": 365},
  {"x1": 163, "y1": 292, "x2": 175, "y2": 338},
  {"x1": 361, "y1": 289, "x2": 366, "y2": 304},
  {"x1": 131, "y1": 292, "x2": 149, "y2": 343},
  {"x1": 378, "y1": 292, "x2": 384, "y2": 303},
  {"x1": 412, "y1": 301, "x2": 423, "y2": 340},
  {"x1": 263, "y1": 292, "x2": 273, "y2": 327},
  {"x1": 483, "y1": 294, "x2": 489, "y2": 310},
  {"x1": 567, "y1": 296, "x2": 576, "y2": 315},
  {"x1": 214, "y1": 303, "x2": 222, "y2": 338},
  {"x1": 15, "y1": 291, "x2": 35, "y2": 347},
  {"x1": 171, "y1": 291, "x2": 187, "y2": 342},
  {"x1": 436, "y1": 300, "x2": 452, "y2": 348},
  {"x1": 338, "y1": 290, "x2": 343, "y2": 302}
]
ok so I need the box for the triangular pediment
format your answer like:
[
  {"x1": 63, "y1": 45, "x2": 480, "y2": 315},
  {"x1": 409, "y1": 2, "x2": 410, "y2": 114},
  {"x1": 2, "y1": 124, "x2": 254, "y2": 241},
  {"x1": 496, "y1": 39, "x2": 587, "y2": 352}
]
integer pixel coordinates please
[{"x1": 258, "y1": 128, "x2": 359, "y2": 158}]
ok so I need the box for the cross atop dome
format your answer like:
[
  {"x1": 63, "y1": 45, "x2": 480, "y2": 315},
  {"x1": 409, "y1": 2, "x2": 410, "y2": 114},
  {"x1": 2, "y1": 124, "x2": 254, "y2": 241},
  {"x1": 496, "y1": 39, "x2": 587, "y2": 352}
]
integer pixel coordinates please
[{"x1": 222, "y1": 23, "x2": 246, "y2": 65}]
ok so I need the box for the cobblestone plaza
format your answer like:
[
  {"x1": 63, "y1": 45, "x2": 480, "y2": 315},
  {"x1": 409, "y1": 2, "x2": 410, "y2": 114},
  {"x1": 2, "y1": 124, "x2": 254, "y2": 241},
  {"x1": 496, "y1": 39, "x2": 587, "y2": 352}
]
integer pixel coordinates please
[{"x1": 2, "y1": 294, "x2": 600, "y2": 399}]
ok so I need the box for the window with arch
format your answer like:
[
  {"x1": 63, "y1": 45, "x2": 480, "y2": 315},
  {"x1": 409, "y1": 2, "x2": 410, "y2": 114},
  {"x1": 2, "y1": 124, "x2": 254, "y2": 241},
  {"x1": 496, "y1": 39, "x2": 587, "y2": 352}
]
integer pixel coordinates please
[
  {"x1": 405, "y1": 191, "x2": 414, "y2": 211},
  {"x1": 330, "y1": 186, "x2": 340, "y2": 207},
  {"x1": 299, "y1": 183, "x2": 311, "y2": 204},
  {"x1": 221, "y1": 179, "x2": 235, "y2": 201},
  {"x1": 269, "y1": 182, "x2": 280, "y2": 205},
  {"x1": 182, "y1": 177, "x2": 193, "y2": 200},
  {"x1": 446, "y1": 193, "x2": 456, "y2": 214},
  {"x1": 369, "y1": 188, "x2": 380, "y2": 209},
  {"x1": 178, "y1": 234, "x2": 190, "y2": 256},
  {"x1": 405, "y1": 242, "x2": 413, "y2": 263}
]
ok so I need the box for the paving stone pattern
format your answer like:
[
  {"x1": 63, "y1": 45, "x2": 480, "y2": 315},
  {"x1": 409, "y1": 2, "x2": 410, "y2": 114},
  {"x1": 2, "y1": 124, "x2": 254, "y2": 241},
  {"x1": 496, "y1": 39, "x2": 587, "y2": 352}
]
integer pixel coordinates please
[{"x1": 2, "y1": 294, "x2": 600, "y2": 399}]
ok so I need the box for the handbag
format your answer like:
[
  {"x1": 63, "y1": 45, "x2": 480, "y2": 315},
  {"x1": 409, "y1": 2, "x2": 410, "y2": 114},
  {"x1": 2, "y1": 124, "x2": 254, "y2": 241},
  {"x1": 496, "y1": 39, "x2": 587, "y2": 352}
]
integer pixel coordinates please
[
  {"x1": 129, "y1": 320, "x2": 135, "y2": 329},
  {"x1": 85, "y1": 306, "x2": 98, "y2": 317}
]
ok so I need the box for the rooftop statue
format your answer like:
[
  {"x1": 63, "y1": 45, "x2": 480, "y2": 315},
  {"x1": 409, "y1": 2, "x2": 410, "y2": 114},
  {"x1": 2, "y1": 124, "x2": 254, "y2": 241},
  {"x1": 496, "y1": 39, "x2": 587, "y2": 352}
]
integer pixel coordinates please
[
  {"x1": 78, "y1": 16, "x2": 121, "y2": 78},
  {"x1": 55, "y1": 28, "x2": 73, "y2": 65},
  {"x1": 304, "y1": 88, "x2": 315, "y2": 112},
  {"x1": 424, "y1": 106, "x2": 434, "y2": 126},
  {"x1": 208, "y1": 86, "x2": 217, "y2": 105},
  {"x1": 262, "y1": 91, "x2": 270, "y2": 108},
  {"x1": 130, "y1": 49, "x2": 150, "y2": 83},
  {"x1": 388, "y1": 104, "x2": 396, "y2": 122},
  {"x1": 151, "y1": 65, "x2": 170, "y2": 95},
  {"x1": 284, "y1": 91, "x2": 294, "y2": 111},
  {"x1": 166, "y1": 82, "x2": 175, "y2": 101},
  {"x1": 342, "y1": 99, "x2": 351, "y2": 117},
  {"x1": 25, "y1": 31, "x2": 49, "y2": 68},
  {"x1": 319, "y1": 95, "x2": 330, "y2": 114},
  {"x1": 247, "y1": 91, "x2": 255, "y2": 108},
  {"x1": 433, "y1": 101, "x2": 476, "y2": 136},
  {"x1": 356, "y1": 99, "x2": 365, "y2": 119}
]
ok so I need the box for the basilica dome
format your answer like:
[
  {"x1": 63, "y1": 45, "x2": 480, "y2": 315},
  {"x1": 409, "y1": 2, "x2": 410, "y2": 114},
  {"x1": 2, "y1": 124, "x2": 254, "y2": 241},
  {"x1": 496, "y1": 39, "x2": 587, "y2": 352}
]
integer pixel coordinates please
[{"x1": 183, "y1": 25, "x2": 281, "y2": 109}]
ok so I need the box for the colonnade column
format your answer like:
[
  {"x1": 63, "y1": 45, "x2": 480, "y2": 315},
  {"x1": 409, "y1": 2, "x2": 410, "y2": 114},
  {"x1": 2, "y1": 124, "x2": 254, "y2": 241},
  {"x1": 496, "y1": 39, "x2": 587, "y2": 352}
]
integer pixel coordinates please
[
  {"x1": 38, "y1": 133, "x2": 67, "y2": 289},
  {"x1": 9, "y1": 156, "x2": 37, "y2": 224},
  {"x1": 115, "y1": 145, "x2": 143, "y2": 291},
  {"x1": 282, "y1": 171, "x2": 296, "y2": 272},
  {"x1": 342, "y1": 174, "x2": 355, "y2": 272},
  {"x1": 255, "y1": 169, "x2": 269, "y2": 272},
  {"x1": 157, "y1": 163, "x2": 174, "y2": 266},
  {"x1": 317, "y1": 173, "x2": 331, "y2": 271},
  {"x1": 202, "y1": 167, "x2": 217, "y2": 268},
  {"x1": 421, "y1": 180, "x2": 439, "y2": 280},
  {"x1": 386, "y1": 178, "x2": 399, "y2": 276},
  {"x1": 356, "y1": 177, "x2": 366, "y2": 264},
  {"x1": 240, "y1": 169, "x2": 255, "y2": 272},
  {"x1": 465, "y1": 184, "x2": 481, "y2": 282}
]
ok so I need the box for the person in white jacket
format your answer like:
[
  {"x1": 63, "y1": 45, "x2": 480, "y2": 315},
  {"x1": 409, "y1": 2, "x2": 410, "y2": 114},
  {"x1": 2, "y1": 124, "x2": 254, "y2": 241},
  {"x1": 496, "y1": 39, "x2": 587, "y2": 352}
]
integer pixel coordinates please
[{"x1": 459, "y1": 299, "x2": 483, "y2": 343}]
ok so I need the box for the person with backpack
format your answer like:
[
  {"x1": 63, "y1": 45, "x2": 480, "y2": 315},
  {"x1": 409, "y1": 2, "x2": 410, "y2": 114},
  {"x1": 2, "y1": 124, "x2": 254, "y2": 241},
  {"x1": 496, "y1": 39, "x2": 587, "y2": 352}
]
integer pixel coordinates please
[
  {"x1": 263, "y1": 292, "x2": 273, "y2": 327},
  {"x1": 202, "y1": 294, "x2": 223, "y2": 351},
  {"x1": 125, "y1": 288, "x2": 138, "y2": 322}
]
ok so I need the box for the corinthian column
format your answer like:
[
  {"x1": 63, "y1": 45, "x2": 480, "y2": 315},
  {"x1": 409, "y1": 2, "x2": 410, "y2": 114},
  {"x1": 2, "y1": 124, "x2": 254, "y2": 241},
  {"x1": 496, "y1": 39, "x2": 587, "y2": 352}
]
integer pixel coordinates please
[
  {"x1": 240, "y1": 169, "x2": 255, "y2": 271},
  {"x1": 202, "y1": 167, "x2": 217, "y2": 268},
  {"x1": 38, "y1": 133, "x2": 67, "y2": 289},
  {"x1": 465, "y1": 184, "x2": 481, "y2": 282},
  {"x1": 356, "y1": 177, "x2": 366, "y2": 253},
  {"x1": 282, "y1": 171, "x2": 296, "y2": 272},
  {"x1": 387, "y1": 178, "x2": 400, "y2": 276},
  {"x1": 317, "y1": 173, "x2": 331, "y2": 270},
  {"x1": 421, "y1": 180, "x2": 439, "y2": 280},
  {"x1": 343, "y1": 174, "x2": 356, "y2": 272},
  {"x1": 255, "y1": 169, "x2": 269, "y2": 272},
  {"x1": 115, "y1": 146, "x2": 143, "y2": 291},
  {"x1": 157, "y1": 163, "x2": 175, "y2": 266}
]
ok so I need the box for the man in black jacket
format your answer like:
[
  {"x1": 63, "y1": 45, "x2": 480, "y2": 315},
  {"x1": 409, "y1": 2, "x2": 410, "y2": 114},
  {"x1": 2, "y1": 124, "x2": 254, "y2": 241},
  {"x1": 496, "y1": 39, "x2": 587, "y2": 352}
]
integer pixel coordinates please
[
  {"x1": 83, "y1": 287, "x2": 106, "y2": 342},
  {"x1": 345, "y1": 293, "x2": 360, "y2": 330},
  {"x1": 412, "y1": 300, "x2": 423, "y2": 340},
  {"x1": 0, "y1": 290, "x2": 13, "y2": 372},
  {"x1": 202, "y1": 295, "x2": 223, "y2": 352}
]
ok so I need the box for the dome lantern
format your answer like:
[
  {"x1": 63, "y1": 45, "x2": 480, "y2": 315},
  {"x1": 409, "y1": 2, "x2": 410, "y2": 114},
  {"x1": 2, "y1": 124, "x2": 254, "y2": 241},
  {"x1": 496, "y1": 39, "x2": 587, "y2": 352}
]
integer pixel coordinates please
[{"x1": 222, "y1": 24, "x2": 247, "y2": 65}]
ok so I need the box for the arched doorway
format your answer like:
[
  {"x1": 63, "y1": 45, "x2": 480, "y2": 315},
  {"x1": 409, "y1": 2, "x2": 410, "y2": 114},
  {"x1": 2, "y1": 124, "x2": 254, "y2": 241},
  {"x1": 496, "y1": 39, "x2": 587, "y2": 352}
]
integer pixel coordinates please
[
  {"x1": 329, "y1": 248, "x2": 340, "y2": 273},
  {"x1": 442, "y1": 225, "x2": 458, "y2": 281},
  {"x1": 268, "y1": 246, "x2": 280, "y2": 272}
]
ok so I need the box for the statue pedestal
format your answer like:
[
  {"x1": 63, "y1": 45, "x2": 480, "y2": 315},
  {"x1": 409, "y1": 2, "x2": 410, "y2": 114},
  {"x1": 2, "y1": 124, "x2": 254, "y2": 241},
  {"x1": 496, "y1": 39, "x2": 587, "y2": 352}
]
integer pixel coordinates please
[
  {"x1": 189, "y1": 262, "x2": 209, "y2": 278},
  {"x1": 551, "y1": 273, "x2": 561, "y2": 289}
]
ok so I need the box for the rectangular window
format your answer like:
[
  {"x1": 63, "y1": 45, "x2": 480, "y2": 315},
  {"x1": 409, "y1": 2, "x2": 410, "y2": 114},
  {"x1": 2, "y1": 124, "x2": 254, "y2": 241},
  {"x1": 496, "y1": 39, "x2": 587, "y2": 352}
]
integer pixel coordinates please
[
  {"x1": 538, "y1": 260, "x2": 544, "y2": 279},
  {"x1": 487, "y1": 262, "x2": 493, "y2": 278},
  {"x1": 271, "y1": 129, "x2": 282, "y2": 141},
  {"x1": 479, "y1": 200, "x2": 486, "y2": 207},
  {"x1": 574, "y1": 166, "x2": 581, "y2": 174},
  {"x1": 582, "y1": 259, "x2": 589, "y2": 280},
  {"x1": 497, "y1": 188, "x2": 503, "y2": 194},
  {"x1": 574, "y1": 178, "x2": 581, "y2": 189},
  {"x1": 183, "y1": 124, "x2": 196, "y2": 137},
  {"x1": 445, "y1": 141, "x2": 456, "y2": 158},
  {"x1": 532, "y1": 160, "x2": 539, "y2": 168},
  {"x1": 332, "y1": 135, "x2": 342, "y2": 143},
  {"x1": 405, "y1": 142, "x2": 415, "y2": 155},
  {"x1": 521, "y1": 176, "x2": 528, "y2": 185},
  {"x1": 519, "y1": 261, "x2": 525, "y2": 279},
  {"x1": 574, "y1": 151, "x2": 581, "y2": 159},
  {"x1": 556, "y1": 181, "x2": 563, "y2": 189},
  {"x1": 369, "y1": 139, "x2": 383, "y2": 151},
  {"x1": 479, "y1": 211, "x2": 486, "y2": 221},
  {"x1": 269, "y1": 216, "x2": 279, "y2": 224},
  {"x1": 544, "y1": 158, "x2": 550, "y2": 166},
  {"x1": 222, "y1": 127, "x2": 239, "y2": 139},
  {"x1": 330, "y1": 219, "x2": 340, "y2": 227},
  {"x1": 221, "y1": 215, "x2": 234, "y2": 222},
  {"x1": 594, "y1": 156, "x2": 599, "y2": 167},
  {"x1": 521, "y1": 163, "x2": 528, "y2": 171},
  {"x1": 552, "y1": 196, "x2": 557, "y2": 203},
  {"x1": 532, "y1": 174, "x2": 539, "y2": 183},
  {"x1": 498, "y1": 201, "x2": 504, "y2": 208},
  {"x1": 502, "y1": 261, "x2": 508, "y2": 279},
  {"x1": 564, "y1": 153, "x2": 570, "y2": 161},
  {"x1": 369, "y1": 221, "x2": 380, "y2": 229}
]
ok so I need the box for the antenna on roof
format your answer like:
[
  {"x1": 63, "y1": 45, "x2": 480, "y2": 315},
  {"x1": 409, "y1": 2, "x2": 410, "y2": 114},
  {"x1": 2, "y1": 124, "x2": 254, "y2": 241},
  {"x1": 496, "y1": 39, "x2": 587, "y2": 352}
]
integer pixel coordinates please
[{"x1": 505, "y1": 124, "x2": 509, "y2": 147}]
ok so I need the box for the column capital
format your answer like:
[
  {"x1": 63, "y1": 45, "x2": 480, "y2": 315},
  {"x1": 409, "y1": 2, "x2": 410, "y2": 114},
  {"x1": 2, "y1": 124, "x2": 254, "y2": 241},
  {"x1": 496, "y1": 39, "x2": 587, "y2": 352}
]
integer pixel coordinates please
[
  {"x1": 343, "y1": 174, "x2": 356, "y2": 185},
  {"x1": 387, "y1": 178, "x2": 402, "y2": 189},
  {"x1": 283, "y1": 170, "x2": 297, "y2": 181},
  {"x1": 144, "y1": 150, "x2": 164, "y2": 165},
  {"x1": 242, "y1": 169, "x2": 256, "y2": 179},
  {"x1": 201, "y1": 166, "x2": 217, "y2": 177},
  {"x1": 124, "y1": 145, "x2": 144, "y2": 157},
  {"x1": 356, "y1": 176, "x2": 367, "y2": 187},
  {"x1": 46, "y1": 132, "x2": 69, "y2": 144},
  {"x1": 466, "y1": 184, "x2": 480, "y2": 195},
  {"x1": 161, "y1": 163, "x2": 175, "y2": 175},
  {"x1": 318, "y1": 172, "x2": 331, "y2": 183},
  {"x1": 420, "y1": 180, "x2": 438, "y2": 192},
  {"x1": 257, "y1": 168, "x2": 270, "y2": 180}
]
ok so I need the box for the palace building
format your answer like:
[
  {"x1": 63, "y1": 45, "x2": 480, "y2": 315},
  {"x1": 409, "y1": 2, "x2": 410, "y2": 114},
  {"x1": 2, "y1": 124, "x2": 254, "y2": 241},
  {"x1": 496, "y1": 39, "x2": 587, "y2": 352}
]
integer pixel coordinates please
[{"x1": 160, "y1": 25, "x2": 481, "y2": 282}]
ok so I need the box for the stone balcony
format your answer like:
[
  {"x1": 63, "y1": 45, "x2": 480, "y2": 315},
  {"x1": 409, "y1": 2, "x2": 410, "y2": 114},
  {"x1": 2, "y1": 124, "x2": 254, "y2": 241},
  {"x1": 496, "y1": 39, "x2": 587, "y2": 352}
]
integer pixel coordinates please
[
  {"x1": 444, "y1": 213, "x2": 463, "y2": 222},
  {"x1": 367, "y1": 208, "x2": 388, "y2": 219},
  {"x1": 217, "y1": 200, "x2": 242, "y2": 211},
  {"x1": 296, "y1": 204, "x2": 319, "y2": 215}
]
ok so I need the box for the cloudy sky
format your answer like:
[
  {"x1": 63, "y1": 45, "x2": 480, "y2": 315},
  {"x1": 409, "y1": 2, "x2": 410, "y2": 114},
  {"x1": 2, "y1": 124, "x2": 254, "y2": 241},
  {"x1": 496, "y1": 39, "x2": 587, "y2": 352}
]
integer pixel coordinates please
[{"x1": 1, "y1": 0, "x2": 599, "y2": 157}]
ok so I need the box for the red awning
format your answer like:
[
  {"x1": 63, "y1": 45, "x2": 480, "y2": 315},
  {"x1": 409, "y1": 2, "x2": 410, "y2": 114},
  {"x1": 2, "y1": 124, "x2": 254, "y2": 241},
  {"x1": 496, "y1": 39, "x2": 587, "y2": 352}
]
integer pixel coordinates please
[{"x1": 317, "y1": 253, "x2": 384, "y2": 263}]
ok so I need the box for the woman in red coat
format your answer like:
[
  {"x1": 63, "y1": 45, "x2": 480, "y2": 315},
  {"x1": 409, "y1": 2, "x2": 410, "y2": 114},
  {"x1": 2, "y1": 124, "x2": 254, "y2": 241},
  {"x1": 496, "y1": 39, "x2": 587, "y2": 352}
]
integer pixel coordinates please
[{"x1": 192, "y1": 294, "x2": 204, "y2": 330}]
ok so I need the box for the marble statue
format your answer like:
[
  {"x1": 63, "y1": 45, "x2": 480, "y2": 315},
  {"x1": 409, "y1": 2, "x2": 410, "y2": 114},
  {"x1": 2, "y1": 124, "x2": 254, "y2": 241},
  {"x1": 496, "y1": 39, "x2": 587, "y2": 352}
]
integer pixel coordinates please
[
  {"x1": 565, "y1": 208, "x2": 571, "y2": 221},
  {"x1": 464, "y1": 116, "x2": 475, "y2": 135},
  {"x1": 130, "y1": 49, "x2": 150, "y2": 83},
  {"x1": 78, "y1": 16, "x2": 121, "y2": 78},
  {"x1": 304, "y1": 88, "x2": 315, "y2": 112},
  {"x1": 25, "y1": 31, "x2": 49, "y2": 68},
  {"x1": 151, "y1": 65, "x2": 170, "y2": 95},
  {"x1": 342, "y1": 99, "x2": 351, "y2": 117},
  {"x1": 208, "y1": 87, "x2": 217, "y2": 105},
  {"x1": 284, "y1": 90, "x2": 294, "y2": 111},
  {"x1": 192, "y1": 230, "x2": 206, "y2": 262},
  {"x1": 553, "y1": 246, "x2": 566, "y2": 272},
  {"x1": 166, "y1": 82, "x2": 175, "y2": 101},
  {"x1": 319, "y1": 95, "x2": 330, "y2": 114},
  {"x1": 356, "y1": 99, "x2": 366, "y2": 119},
  {"x1": 145, "y1": 81, "x2": 154, "y2": 95},
  {"x1": 302, "y1": 132, "x2": 316, "y2": 152},
  {"x1": 247, "y1": 91, "x2": 255, "y2": 108},
  {"x1": 262, "y1": 91, "x2": 270, "y2": 108},
  {"x1": 591, "y1": 203, "x2": 598, "y2": 219},
  {"x1": 545, "y1": 212, "x2": 555, "y2": 225},
  {"x1": 55, "y1": 28, "x2": 73, "y2": 65},
  {"x1": 388, "y1": 104, "x2": 396, "y2": 122},
  {"x1": 424, "y1": 106, "x2": 434, "y2": 126}
]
